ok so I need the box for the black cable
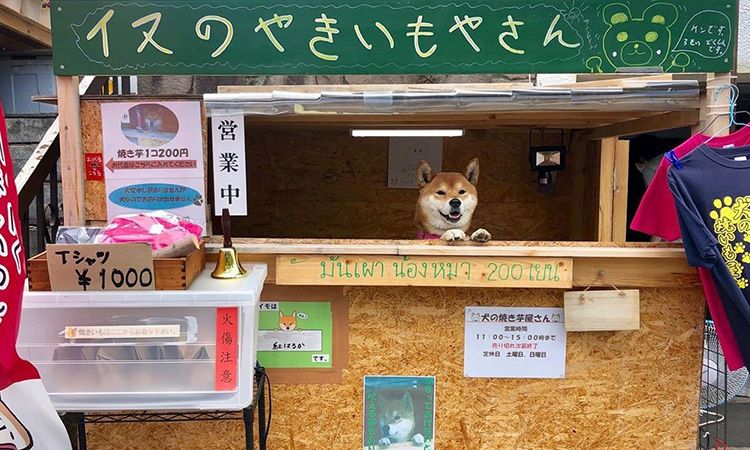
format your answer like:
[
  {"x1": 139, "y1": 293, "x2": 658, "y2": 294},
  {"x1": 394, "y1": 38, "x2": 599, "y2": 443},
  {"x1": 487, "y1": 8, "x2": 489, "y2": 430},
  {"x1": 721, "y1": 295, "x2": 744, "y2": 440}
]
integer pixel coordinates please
[{"x1": 254, "y1": 363, "x2": 272, "y2": 448}]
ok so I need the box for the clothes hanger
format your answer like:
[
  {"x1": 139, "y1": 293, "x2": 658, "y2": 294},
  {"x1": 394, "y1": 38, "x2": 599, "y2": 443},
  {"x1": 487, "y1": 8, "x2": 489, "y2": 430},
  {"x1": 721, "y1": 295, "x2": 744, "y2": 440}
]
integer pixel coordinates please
[
  {"x1": 668, "y1": 84, "x2": 748, "y2": 169},
  {"x1": 704, "y1": 84, "x2": 750, "y2": 143}
]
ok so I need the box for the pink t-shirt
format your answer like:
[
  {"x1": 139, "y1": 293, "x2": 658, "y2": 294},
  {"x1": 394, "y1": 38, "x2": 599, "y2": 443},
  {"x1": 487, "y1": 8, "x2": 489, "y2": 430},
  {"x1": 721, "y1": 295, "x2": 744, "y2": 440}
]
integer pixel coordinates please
[{"x1": 631, "y1": 125, "x2": 750, "y2": 371}]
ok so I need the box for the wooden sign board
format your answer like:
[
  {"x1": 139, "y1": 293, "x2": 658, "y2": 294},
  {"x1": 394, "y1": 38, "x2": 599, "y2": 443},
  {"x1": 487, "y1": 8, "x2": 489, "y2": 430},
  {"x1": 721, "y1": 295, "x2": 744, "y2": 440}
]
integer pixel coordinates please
[
  {"x1": 276, "y1": 255, "x2": 572, "y2": 288},
  {"x1": 563, "y1": 289, "x2": 640, "y2": 331},
  {"x1": 46, "y1": 243, "x2": 155, "y2": 291},
  {"x1": 51, "y1": 0, "x2": 736, "y2": 75}
]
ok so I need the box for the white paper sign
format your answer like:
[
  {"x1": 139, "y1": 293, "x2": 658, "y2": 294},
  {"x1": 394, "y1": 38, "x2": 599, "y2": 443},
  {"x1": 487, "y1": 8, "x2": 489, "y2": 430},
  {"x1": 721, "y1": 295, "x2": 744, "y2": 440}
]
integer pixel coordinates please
[
  {"x1": 211, "y1": 115, "x2": 247, "y2": 215},
  {"x1": 388, "y1": 137, "x2": 442, "y2": 188},
  {"x1": 257, "y1": 330, "x2": 323, "y2": 352},
  {"x1": 464, "y1": 307, "x2": 566, "y2": 378},
  {"x1": 101, "y1": 101, "x2": 207, "y2": 229}
]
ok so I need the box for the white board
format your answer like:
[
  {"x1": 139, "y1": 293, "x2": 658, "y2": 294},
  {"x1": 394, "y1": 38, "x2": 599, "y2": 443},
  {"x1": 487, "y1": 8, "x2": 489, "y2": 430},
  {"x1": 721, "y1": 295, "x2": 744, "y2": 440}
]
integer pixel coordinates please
[
  {"x1": 464, "y1": 306, "x2": 566, "y2": 378},
  {"x1": 388, "y1": 137, "x2": 442, "y2": 188}
]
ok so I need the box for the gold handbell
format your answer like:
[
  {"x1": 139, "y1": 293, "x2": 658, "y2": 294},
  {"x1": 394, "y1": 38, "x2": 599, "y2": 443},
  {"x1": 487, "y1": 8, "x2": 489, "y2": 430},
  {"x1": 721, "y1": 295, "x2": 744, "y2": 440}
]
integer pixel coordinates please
[{"x1": 211, "y1": 208, "x2": 248, "y2": 279}]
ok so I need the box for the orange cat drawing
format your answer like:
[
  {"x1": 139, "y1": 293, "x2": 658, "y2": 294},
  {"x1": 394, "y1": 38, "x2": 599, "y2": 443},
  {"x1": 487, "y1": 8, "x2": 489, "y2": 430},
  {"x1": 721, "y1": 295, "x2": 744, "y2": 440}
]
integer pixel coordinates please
[{"x1": 278, "y1": 311, "x2": 297, "y2": 331}]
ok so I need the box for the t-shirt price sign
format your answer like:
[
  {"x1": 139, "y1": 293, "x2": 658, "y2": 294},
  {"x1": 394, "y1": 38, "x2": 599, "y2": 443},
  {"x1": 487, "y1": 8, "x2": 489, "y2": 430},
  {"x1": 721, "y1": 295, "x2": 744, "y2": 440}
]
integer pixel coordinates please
[
  {"x1": 46, "y1": 243, "x2": 155, "y2": 291},
  {"x1": 464, "y1": 306, "x2": 566, "y2": 378}
]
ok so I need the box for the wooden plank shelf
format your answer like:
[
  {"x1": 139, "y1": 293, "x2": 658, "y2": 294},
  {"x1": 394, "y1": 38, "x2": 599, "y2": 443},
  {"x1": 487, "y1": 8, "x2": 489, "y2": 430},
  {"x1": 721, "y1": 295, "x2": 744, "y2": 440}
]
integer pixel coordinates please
[{"x1": 204, "y1": 239, "x2": 698, "y2": 289}]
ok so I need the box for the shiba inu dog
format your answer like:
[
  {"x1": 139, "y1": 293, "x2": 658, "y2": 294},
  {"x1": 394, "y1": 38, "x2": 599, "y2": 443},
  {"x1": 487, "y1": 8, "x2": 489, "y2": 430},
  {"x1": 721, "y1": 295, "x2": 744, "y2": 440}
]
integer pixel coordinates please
[
  {"x1": 377, "y1": 391, "x2": 424, "y2": 447},
  {"x1": 278, "y1": 311, "x2": 297, "y2": 331},
  {"x1": 415, "y1": 158, "x2": 491, "y2": 242}
]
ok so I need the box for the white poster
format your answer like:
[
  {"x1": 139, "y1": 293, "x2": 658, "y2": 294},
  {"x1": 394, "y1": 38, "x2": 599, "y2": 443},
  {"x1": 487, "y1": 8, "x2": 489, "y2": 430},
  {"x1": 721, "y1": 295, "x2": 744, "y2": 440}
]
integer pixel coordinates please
[
  {"x1": 464, "y1": 307, "x2": 566, "y2": 378},
  {"x1": 388, "y1": 137, "x2": 442, "y2": 188},
  {"x1": 211, "y1": 115, "x2": 247, "y2": 215},
  {"x1": 101, "y1": 101, "x2": 206, "y2": 229}
]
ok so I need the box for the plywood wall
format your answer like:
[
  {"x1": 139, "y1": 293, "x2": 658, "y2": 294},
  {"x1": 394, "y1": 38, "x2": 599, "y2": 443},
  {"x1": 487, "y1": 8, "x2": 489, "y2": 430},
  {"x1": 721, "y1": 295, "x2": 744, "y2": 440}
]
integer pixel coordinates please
[
  {"x1": 84, "y1": 286, "x2": 704, "y2": 449},
  {"x1": 227, "y1": 127, "x2": 572, "y2": 240}
]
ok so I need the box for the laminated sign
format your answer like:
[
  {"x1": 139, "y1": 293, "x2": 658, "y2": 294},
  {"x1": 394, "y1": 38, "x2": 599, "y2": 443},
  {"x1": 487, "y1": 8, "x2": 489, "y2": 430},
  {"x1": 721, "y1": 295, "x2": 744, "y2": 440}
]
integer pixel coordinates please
[
  {"x1": 100, "y1": 101, "x2": 207, "y2": 229},
  {"x1": 464, "y1": 306, "x2": 567, "y2": 378}
]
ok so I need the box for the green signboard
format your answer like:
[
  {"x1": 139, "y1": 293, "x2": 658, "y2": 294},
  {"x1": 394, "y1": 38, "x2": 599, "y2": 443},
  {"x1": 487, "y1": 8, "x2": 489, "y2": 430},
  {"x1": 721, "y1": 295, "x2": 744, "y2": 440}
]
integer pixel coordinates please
[
  {"x1": 256, "y1": 301, "x2": 333, "y2": 369},
  {"x1": 51, "y1": 0, "x2": 736, "y2": 75}
]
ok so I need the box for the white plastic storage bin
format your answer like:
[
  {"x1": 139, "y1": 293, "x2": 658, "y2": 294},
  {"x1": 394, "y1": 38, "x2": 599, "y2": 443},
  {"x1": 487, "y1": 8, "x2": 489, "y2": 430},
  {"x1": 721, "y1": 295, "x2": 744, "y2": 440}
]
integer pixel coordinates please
[{"x1": 17, "y1": 265, "x2": 267, "y2": 412}]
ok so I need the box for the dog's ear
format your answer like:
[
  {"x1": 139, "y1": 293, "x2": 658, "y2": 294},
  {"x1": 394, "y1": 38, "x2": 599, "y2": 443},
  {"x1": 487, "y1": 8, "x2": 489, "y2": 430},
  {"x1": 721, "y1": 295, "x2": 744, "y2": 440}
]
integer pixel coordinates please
[
  {"x1": 465, "y1": 158, "x2": 479, "y2": 185},
  {"x1": 402, "y1": 391, "x2": 414, "y2": 411},
  {"x1": 416, "y1": 160, "x2": 434, "y2": 188},
  {"x1": 279, "y1": 311, "x2": 284, "y2": 318},
  {"x1": 292, "y1": 310, "x2": 297, "y2": 318}
]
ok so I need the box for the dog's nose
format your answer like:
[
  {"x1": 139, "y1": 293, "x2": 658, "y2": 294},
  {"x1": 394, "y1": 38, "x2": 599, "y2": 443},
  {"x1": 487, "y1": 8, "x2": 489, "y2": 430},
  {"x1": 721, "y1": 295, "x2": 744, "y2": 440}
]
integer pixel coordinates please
[{"x1": 449, "y1": 198, "x2": 461, "y2": 208}]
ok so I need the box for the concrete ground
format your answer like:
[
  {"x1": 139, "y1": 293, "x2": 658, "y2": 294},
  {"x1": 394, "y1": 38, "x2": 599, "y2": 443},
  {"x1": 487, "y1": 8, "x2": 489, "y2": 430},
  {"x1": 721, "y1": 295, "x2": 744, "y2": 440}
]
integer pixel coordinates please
[{"x1": 728, "y1": 399, "x2": 750, "y2": 448}]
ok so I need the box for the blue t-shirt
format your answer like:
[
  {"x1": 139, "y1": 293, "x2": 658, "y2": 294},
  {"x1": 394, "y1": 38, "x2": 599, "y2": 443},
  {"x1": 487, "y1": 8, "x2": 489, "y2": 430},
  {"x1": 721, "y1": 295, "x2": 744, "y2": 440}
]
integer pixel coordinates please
[{"x1": 668, "y1": 143, "x2": 750, "y2": 361}]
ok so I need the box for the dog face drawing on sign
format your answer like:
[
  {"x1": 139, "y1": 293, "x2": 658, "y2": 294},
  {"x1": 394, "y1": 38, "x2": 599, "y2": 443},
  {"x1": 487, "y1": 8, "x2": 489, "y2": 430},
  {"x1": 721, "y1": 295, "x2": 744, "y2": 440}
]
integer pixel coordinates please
[{"x1": 0, "y1": 400, "x2": 32, "y2": 450}]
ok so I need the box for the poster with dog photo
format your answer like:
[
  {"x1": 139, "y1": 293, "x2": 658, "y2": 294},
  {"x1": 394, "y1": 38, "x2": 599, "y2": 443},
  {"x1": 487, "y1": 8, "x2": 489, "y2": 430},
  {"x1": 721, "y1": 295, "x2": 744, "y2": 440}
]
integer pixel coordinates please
[
  {"x1": 100, "y1": 101, "x2": 206, "y2": 229},
  {"x1": 363, "y1": 376, "x2": 435, "y2": 450}
]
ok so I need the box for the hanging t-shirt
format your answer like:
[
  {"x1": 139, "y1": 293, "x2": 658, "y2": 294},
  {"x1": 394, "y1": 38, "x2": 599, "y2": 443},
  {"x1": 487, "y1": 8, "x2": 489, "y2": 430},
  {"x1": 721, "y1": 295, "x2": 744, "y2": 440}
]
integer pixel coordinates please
[
  {"x1": 630, "y1": 127, "x2": 750, "y2": 370},
  {"x1": 669, "y1": 144, "x2": 750, "y2": 367}
]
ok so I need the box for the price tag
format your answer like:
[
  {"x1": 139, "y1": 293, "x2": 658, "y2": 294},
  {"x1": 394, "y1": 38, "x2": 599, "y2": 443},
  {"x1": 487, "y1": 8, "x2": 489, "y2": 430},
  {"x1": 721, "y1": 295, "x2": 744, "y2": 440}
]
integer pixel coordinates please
[{"x1": 46, "y1": 243, "x2": 154, "y2": 291}]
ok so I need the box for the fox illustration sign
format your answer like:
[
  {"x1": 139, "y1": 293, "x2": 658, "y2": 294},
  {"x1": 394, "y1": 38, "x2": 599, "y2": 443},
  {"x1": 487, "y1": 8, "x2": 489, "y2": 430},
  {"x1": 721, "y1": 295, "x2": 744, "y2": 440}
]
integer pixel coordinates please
[{"x1": 51, "y1": 0, "x2": 736, "y2": 75}]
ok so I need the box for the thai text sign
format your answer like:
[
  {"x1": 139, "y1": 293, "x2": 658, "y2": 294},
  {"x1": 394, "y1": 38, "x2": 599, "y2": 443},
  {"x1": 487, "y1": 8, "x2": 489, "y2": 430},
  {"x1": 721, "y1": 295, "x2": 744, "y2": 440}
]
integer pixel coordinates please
[
  {"x1": 276, "y1": 255, "x2": 572, "y2": 288},
  {"x1": 51, "y1": 0, "x2": 735, "y2": 75}
]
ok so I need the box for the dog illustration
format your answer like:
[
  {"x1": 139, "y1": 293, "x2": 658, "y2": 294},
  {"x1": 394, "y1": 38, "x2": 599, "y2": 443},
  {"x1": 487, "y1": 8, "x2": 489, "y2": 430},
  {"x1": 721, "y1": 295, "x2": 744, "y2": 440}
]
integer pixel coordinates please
[
  {"x1": 0, "y1": 400, "x2": 32, "y2": 450},
  {"x1": 377, "y1": 391, "x2": 424, "y2": 447},
  {"x1": 415, "y1": 158, "x2": 491, "y2": 242},
  {"x1": 278, "y1": 311, "x2": 297, "y2": 331}
]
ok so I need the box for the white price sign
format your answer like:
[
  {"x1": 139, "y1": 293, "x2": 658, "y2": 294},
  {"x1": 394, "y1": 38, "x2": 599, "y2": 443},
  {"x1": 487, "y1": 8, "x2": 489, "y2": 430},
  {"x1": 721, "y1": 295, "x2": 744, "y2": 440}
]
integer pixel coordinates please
[{"x1": 464, "y1": 306, "x2": 566, "y2": 378}]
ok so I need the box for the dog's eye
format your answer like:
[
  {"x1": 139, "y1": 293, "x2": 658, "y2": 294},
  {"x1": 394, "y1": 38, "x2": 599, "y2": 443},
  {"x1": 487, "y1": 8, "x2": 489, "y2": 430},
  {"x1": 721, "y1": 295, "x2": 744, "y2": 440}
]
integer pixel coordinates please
[
  {"x1": 436, "y1": 191, "x2": 445, "y2": 196},
  {"x1": 459, "y1": 189, "x2": 466, "y2": 195},
  {"x1": 394, "y1": 414, "x2": 401, "y2": 420}
]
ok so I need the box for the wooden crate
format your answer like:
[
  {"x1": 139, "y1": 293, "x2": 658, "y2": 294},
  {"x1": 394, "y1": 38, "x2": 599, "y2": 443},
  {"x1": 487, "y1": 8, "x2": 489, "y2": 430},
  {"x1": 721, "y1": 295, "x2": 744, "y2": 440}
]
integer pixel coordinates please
[{"x1": 27, "y1": 243, "x2": 206, "y2": 291}]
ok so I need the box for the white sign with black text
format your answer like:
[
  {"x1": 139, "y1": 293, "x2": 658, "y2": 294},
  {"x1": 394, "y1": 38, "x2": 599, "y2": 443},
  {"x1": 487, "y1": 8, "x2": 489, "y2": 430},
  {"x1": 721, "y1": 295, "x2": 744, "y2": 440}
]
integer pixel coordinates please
[
  {"x1": 388, "y1": 137, "x2": 443, "y2": 188},
  {"x1": 211, "y1": 114, "x2": 247, "y2": 215},
  {"x1": 464, "y1": 306, "x2": 566, "y2": 378}
]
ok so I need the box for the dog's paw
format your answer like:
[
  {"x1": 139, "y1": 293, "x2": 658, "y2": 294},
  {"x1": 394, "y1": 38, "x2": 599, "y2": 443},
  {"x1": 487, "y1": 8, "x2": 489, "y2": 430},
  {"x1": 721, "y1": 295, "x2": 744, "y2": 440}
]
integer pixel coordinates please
[
  {"x1": 378, "y1": 437, "x2": 391, "y2": 446},
  {"x1": 470, "y1": 228, "x2": 492, "y2": 243},
  {"x1": 441, "y1": 229, "x2": 466, "y2": 242},
  {"x1": 412, "y1": 433, "x2": 425, "y2": 445}
]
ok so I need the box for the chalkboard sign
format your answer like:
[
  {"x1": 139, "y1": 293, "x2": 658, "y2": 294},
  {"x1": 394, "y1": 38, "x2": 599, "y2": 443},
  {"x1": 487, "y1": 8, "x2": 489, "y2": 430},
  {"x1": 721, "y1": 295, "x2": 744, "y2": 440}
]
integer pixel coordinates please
[{"x1": 51, "y1": 0, "x2": 736, "y2": 75}]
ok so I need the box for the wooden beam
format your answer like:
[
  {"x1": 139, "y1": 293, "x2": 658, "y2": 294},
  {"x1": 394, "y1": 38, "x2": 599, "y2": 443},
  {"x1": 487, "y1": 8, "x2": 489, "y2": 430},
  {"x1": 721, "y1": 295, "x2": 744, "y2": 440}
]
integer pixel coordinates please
[
  {"x1": 568, "y1": 133, "x2": 588, "y2": 240},
  {"x1": 597, "y1": 138, "x2": 616, "y2": 242},
  {"x1": 57, "y1": 76, "x2": 85, "y2": 226},
  {"x1": 0, "y1": 4, "x2": 50, "y2": 46},
  {"x1": 584, "y1": 110, "x2": 700, "y2": 140},
  {"x1": 694, "y1": 72, "x2": 733, "y2": 135},
  {"x1": 215, "y1": 253, "x2": 698, "y2": 288},
  {"x1": 612, "y1": 139, "x2": 630, "y2": 242}
]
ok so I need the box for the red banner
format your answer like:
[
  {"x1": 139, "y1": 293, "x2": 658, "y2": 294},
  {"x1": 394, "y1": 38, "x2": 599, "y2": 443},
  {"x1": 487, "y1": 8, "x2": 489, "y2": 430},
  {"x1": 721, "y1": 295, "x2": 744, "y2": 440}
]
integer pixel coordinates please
[{"x1": 215, "y1": 307, "x2": 239, "y2": 391}]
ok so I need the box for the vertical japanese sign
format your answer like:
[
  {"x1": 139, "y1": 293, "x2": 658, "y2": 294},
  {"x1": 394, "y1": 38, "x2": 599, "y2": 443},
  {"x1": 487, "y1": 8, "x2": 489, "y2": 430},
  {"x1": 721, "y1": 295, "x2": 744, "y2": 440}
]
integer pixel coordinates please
[
  {"x1": 363, "y1": 376, "x2": 435, "y2": 450},
  {"x1": 211, "y1": 115, "x2": 247, "y2": 215},
  {"x1": 464, "y1": 306, "x2": 566, "y2": 378},
  {"x1": 256, "y1": 301, "x2": 332, "y2": 368},
  {"x1": 215, "y1": 307, "x2": 239, "y2": 391},
  {"x1": 101, "y1": 101, "x2": 206, "y2": 229}
]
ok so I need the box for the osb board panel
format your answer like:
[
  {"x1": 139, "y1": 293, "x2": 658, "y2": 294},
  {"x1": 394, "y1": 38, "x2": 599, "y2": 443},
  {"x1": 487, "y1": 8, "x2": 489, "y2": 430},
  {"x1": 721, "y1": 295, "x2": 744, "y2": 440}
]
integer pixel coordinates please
[
  {"x1": 80, "y1": 98, "x2": 208, "y2": 224},
  {"x1": 85, "y1": 286, "x2": 704, "y2": 450},
  {"x1": 228, "y1": 128, "x2": 572, "y2": 240}
]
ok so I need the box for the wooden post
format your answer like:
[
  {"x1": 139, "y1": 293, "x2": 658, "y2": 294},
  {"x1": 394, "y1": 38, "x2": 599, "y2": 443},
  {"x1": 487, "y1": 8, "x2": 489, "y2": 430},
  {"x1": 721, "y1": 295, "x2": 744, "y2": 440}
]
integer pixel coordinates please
[
  {"x1": 694, "y1": 72, "x2": 733, "y2": 136},
  {"x1": 612, "y1": 139, "x2": 630, "y2": 243},
  {"x1": 56, "y1": 76, "x2": 85, "y2": 226},
  {"x1": 597, "y1": 137, "x2": 629, "y2": 242}
]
